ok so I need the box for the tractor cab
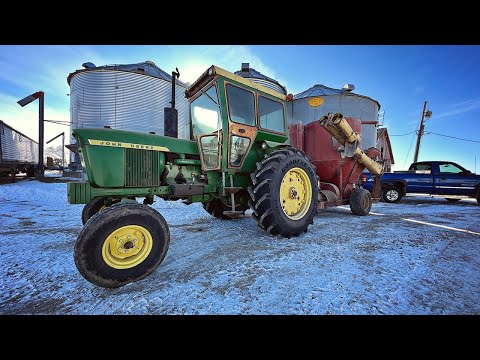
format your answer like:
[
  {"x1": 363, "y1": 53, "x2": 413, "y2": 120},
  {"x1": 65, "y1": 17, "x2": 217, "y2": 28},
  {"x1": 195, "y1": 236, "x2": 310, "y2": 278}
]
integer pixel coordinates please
[{"x1": 186, "y1": 66, "x2": 289, "y2": 174}]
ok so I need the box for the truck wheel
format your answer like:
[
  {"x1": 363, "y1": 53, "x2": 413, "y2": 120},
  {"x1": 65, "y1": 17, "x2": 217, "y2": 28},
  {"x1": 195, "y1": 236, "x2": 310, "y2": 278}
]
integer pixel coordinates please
[
  {"x1": 74, "y1": 203, "x2": 170, "y2": 288},
  {"x1": 350, "y1": 188, "x2": 372, "y2": 216},
  {"x1": 202, "y1": 199, "x2": 248, "y2": 220},
  {"x1": 446, "y1": 198, "x2": 461, "y2": 202},
  {"x1": 382, "y1": 186, "x2": 403, "y2": 203},
  {"x1": 248, "y1": 148, "x2": 319, "y2": 238},
  {"x1": 26, "y1": 166, "x2": 34, "y2": 177},
  {"x1": 82, "y1": 197, "x2": 120, "y2": 225}
]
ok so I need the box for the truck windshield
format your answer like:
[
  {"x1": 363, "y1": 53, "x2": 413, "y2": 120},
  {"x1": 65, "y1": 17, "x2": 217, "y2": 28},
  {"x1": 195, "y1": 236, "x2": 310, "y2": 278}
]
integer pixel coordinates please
[{"x1": 191, "y1": 85, "x2": 220, "y2": 138}]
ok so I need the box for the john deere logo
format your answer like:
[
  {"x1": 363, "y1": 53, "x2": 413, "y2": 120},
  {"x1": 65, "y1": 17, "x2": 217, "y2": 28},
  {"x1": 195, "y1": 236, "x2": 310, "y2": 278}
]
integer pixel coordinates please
[
  {"x1": 308, "y1": 97, "x2": 324, "y2": 107},
  {"x1": 88, "y1": 139, "x2": 169, "y2": 152}
]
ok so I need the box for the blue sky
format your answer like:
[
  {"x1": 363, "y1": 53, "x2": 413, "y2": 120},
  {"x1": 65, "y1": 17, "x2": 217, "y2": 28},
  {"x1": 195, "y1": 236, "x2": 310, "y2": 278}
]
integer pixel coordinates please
[{"x1": 0, "y1": 45, "x2": 479, "y2": 171}]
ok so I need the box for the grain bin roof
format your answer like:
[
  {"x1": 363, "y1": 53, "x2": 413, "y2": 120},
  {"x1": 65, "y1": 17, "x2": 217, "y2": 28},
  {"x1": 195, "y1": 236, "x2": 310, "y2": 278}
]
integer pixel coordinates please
[
  {"x1": 234, "y1": 66, "x2": 287, "y2": 94},
  {"x1": 67, "y1": 61, "x2": 188, "y2": 87},
  {"x1": 294, "y1": 84, "x2": 381, "y2": 109}
]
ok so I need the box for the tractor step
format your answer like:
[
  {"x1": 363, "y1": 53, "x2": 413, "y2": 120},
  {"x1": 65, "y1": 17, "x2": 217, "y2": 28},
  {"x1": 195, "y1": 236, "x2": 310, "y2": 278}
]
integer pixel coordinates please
[
  {"x1": 222, "y1": 210, "x2": 244, "y2": 219},
  {"x1": 224, "y1": 186, "x2": 243, "y2": 194}
]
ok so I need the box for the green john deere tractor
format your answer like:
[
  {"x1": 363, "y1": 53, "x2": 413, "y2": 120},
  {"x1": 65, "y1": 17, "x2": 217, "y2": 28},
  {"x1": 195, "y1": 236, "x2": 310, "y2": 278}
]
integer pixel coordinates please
[{"x1": 68, "y1": 65, "x2": 319, "y2": 288}]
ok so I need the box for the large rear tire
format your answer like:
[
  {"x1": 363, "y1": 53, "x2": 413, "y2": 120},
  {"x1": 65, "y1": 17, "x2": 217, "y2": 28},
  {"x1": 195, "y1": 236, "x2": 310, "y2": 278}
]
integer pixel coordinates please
[
  {"x1": 74, "y1": 203, "x2": 170, "y2": 288},
  {"x1": 350, "y1": 188, "x2": 372, "y2": 216},
  {"x1": 382, "y1": 186, "x2": 403, "y2": 203},
  {"x1": 248, "y1": 148, "x2": 319, "y2": 238}
]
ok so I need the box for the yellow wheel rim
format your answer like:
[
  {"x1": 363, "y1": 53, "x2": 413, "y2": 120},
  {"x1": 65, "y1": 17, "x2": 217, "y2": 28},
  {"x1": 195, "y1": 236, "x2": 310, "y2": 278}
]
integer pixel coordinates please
[
  {"x1": 279, "y1": 167, "x2": 313, "y2": 220},
  {"x1": 101, "y1": 225, "x2": 153, "y2": 269},
  {"x1": 99, "y1": 205, "x2": 106, "y2": 212}
]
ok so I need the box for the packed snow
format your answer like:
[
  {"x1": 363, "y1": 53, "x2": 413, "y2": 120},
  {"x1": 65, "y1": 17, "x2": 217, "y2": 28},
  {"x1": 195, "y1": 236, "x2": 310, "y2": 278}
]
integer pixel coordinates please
[{"x1": 0, "y1": 179, "x2": 479, "y2": 314}]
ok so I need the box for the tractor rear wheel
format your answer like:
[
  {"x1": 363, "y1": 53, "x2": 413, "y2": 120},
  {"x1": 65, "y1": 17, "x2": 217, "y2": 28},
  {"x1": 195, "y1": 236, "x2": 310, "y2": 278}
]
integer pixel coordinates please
[
  {"x1": 202, "y1": 199, "x2": 248, "y2": 220},
  {"x1": 349, "y1": 188, "x2": 372, "y2": 216},
  {"x1": 248, "y1": 148, "x2": 319, "y2": 238},
  {"x1": 81, "y1": 197, "x2": 120, "y2": 225},
  {"x1": 74, "y1": 203, "x2": 170, "y2": 288}
]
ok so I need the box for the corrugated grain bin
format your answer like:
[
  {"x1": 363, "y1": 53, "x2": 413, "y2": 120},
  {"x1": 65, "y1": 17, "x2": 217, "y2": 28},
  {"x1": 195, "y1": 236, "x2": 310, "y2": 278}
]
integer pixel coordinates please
[
  {"x1": 234, "y1": 63, "x2": 287, "y2": 95},
  {"x1": 287, "y1": 84, "x2": 380, "y2": 149},
  {"x1": 67, "y1": 61, "x2": 190, "y2": 165}
]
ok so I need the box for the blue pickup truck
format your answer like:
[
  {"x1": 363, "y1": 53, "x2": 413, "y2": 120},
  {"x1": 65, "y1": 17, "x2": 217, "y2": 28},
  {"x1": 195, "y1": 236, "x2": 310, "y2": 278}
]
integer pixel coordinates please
[{"x1": 363, "y1": 161, "x2": 480, "y2": 204}]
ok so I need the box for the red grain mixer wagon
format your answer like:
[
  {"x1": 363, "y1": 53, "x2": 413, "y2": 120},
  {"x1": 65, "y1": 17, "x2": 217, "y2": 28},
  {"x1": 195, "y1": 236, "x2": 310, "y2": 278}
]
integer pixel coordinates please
[{"x1": 289, "y1": 113, "x2": 383, "y2": 215}]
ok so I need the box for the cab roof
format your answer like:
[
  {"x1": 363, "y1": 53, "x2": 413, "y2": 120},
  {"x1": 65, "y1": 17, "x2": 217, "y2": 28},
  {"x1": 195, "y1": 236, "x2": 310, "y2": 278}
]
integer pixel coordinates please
[{"x1": 186, "y1": 65, "x2": 287, "y2": 101}]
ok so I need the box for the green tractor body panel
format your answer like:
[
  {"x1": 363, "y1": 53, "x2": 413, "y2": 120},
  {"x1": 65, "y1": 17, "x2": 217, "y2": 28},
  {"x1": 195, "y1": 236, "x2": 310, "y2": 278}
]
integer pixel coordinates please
[
  {"x1": 68, "y1": 65, "x2": 290, "y2": 206},
  {"x1": 75, "y1": 128, "x2": 199, "y2": 187}
]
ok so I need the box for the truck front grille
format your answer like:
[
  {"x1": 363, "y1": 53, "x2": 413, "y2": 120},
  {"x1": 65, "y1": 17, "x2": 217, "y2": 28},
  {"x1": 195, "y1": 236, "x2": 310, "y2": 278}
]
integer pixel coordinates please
[{"x1": 125, "y1": 148, "x2": 161, "y2": 187}]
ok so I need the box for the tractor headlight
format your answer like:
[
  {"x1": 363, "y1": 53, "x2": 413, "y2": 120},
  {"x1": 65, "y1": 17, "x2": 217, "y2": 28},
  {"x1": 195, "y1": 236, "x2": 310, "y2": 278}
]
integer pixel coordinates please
[{"x1": 230, "y1": 136, "x2": 250, "y2": 167}]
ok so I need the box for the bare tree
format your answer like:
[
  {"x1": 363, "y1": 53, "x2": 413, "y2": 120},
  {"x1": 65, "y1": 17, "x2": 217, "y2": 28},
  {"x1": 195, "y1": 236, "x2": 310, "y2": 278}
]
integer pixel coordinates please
[{"x1": 45, "y1": 145, "x2": 65, "y2": 166}]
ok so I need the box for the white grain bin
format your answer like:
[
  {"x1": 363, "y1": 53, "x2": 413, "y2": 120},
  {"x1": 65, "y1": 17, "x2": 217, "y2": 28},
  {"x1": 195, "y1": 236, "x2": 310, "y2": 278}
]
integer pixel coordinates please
[
  {"x1": 234, "y1": 63, "x2": 287, "y2": 95},
  {"x1": 67, "y1": 61, "x2": 190, "y2": 165},
  {"x1": 288, "y1": 84, "x2": 381, "y2": 149}
]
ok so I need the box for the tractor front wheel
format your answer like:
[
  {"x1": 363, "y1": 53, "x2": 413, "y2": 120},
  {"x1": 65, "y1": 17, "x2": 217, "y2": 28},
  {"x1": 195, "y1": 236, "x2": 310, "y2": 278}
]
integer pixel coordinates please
[
  {"x1": 74, "y1": 203, "x2": 170, "y2": 288},
  {"x1": 248, "y1": 148, "x2": 319, "y2": 238}
]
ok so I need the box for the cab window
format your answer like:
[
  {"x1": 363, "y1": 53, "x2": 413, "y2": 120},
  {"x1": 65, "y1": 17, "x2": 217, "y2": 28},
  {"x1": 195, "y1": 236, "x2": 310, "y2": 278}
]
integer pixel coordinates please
[
  {"x1": 439, "y1": 163, "x2": 464, "y2": 174},
  {"x1": 259, "y1": 95, "x2": 285, "y2": 133},
  {"x1": 191, "y1": 85, "x2": 220, "y2": 138},
  {"x1": 410, "y1": 163, "x2": 431, "y2": 171},
  {"x1": 226, "y1": 84, "x2": 255, "y2": 126}
]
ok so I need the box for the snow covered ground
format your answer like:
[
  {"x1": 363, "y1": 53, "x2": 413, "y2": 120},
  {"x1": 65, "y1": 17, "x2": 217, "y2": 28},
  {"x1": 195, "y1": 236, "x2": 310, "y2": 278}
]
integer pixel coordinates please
[{"x1": 0, "y1": 180, "x2": 479, "y2": 314}]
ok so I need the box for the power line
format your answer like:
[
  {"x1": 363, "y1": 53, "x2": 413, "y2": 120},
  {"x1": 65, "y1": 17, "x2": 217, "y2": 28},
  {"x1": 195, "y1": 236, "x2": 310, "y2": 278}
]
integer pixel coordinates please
[
  {"x1": 390, "y1": 131, "x2": 416, "y2": 137},
  {"x1": 403, "y1": 118, "x2": 422, "y2": 167},
  {"x1": 425, "y1": 131, "x2": 480, "y2": 144},
  {"x1": 403, "y1": 131, "x2": 418, "y2": 167}
]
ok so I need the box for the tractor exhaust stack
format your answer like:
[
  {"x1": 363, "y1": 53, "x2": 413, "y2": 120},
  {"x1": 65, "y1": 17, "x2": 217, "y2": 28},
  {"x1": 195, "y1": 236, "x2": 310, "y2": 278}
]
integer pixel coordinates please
[{"x1": 164, "y1": 68, "x2": 180, "y2": 138}]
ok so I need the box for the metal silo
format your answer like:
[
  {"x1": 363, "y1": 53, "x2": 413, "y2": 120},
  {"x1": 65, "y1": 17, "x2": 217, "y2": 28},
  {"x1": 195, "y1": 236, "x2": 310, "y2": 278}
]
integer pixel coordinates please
[
  {"x1": 287, "y1": 84, "x2": 380, "y2": 149},
  {"x1": 234, "y1": 63, "x2": 287, "y2": 95},
  {"x1": 67, "y1": 61, "x2": 190, "y2": 165}
]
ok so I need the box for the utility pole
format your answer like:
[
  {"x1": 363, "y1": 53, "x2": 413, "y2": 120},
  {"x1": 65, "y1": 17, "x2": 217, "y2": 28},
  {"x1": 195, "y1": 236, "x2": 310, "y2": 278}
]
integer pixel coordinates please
[
  {"x1": 38, "y1": 92, "x2": 44, "y2": 177},
  {"x1": 17, "y1": 91, "x2": 45, "y2": 178},
  {"x1": 413, "y1": 100, "x2": 432, "y2": 163}
]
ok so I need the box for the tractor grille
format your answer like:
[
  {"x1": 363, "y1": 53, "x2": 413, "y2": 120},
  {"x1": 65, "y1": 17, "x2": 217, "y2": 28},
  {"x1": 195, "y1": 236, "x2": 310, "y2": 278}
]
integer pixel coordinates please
[{"x1": 125, "y1": 148, "x2": 161, "y2": 187}]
